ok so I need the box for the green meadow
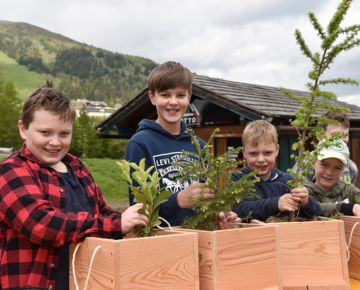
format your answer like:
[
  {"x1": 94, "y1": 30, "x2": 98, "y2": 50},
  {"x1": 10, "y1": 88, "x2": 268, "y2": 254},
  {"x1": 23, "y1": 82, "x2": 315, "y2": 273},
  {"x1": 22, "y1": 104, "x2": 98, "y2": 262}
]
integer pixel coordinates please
[
  {"x1": 81, "y1": 158, "x2": 129, "y2": 210},
  {"x1": 0, "y1": 51, "x2": 45, "y2": 99}
]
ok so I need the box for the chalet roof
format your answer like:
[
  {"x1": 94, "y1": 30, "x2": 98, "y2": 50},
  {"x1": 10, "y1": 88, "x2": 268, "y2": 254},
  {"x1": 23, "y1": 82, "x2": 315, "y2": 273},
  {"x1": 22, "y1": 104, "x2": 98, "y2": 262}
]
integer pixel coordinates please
[
  {"x1": 192, "y1": 74, "x2": 360, "y2": 120},
  {"x1": 97, "y1": 73, "x2": 360, "y2": 136}
]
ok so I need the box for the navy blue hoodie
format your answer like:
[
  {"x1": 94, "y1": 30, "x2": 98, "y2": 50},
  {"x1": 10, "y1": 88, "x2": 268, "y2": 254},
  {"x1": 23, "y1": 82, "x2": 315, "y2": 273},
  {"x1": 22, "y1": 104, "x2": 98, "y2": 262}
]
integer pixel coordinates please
[
  {"x1": 232, "y1": 167, "x2": 320, "y2": 221},
  {"x1": 125, "y1": 119, "x2": 204, "y2": 226}
]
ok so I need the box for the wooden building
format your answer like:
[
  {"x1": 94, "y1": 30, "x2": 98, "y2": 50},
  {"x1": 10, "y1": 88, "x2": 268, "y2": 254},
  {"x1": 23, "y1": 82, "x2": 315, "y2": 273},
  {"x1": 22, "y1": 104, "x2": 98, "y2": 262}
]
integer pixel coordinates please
[{"x1": 97, "y1": 74, "x2": 360, "y2": 186}]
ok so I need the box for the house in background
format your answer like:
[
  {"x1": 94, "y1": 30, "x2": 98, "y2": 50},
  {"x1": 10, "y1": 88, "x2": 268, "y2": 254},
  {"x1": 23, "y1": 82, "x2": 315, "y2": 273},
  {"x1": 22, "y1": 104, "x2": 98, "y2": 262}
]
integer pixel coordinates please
[
  {"x1": 73, "y1": 99, "x2": 116, "y2": 118},
  {"x1": 97, "y1": 74, "x2": 360, "y2": 186}
]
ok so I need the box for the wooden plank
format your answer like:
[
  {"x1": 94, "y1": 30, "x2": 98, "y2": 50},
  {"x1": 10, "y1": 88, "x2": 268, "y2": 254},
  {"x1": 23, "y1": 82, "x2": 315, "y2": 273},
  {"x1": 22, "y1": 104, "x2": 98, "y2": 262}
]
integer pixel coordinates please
[
  {"x1": 275, "y1": 220, "x2": 350, "y2": 289},
  {"x1": 70, "y1": 231, "x2": 199, "y2": 290},
  {"x1": 176, "y1": 225, "x2": 281, "y2": 290},
  {"x1": 340, "y1": 216, "x2": 360, "y2": 280},
  {"x1": 215, "y1": 226, "x2": 280, "y2": 290},
  {"x1": 69, "y1": 238, "x2": 116, "y2": 290}
]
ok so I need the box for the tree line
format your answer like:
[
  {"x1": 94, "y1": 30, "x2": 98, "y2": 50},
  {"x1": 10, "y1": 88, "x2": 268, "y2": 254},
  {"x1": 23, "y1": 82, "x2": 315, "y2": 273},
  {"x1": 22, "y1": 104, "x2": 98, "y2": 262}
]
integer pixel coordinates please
[{"x1": 16, "y1": 47, "x2": 155, "y2": 105}]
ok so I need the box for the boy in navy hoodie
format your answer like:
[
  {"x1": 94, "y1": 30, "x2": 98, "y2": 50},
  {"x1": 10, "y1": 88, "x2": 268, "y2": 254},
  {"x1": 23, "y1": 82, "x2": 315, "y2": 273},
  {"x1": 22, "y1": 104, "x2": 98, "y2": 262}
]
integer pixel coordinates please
[
  {"x1": 125, "y1": 61, "x2": 238, "y2": 226},
  {"x1": 232, "y1": 120, "x2": 320, "y2": 221}
]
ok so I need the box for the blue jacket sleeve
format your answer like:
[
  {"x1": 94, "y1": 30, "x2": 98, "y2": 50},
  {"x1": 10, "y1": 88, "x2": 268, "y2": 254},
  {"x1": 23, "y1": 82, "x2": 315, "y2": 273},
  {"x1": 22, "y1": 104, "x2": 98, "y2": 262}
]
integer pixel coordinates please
[
  {"x1": 233, "y1": 196, "x2": 281, "y2": 221},
  {"x1": 299, "y1": 195, "x2": 320, "y2": 217},
  {"x1": 234, "y1": 193, "x2": 320, "y2": 221},
  {"x1": 231, "y1": 171, "x2": 282, "y2": 221}
]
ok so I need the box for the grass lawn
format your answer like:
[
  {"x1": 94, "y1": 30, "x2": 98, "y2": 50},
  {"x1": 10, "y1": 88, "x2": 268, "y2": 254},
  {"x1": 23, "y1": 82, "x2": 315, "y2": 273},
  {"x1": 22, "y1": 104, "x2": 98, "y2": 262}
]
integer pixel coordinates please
[{"x1": 82, "y1": 158, "x2": 129, "y2": 210}]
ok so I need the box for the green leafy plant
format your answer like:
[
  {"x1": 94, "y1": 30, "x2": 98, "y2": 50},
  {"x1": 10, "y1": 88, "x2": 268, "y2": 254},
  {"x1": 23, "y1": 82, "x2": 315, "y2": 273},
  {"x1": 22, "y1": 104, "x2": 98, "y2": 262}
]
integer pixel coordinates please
[
  {"x1": 174, "y1": 128, "x2": 258, "y2": 231},
  {"x1": 280, "y1": 0, "x2": 359, "y2": 188},
  {"x1": 117, "y1": 159, "x2": 172, "y2": 237}
]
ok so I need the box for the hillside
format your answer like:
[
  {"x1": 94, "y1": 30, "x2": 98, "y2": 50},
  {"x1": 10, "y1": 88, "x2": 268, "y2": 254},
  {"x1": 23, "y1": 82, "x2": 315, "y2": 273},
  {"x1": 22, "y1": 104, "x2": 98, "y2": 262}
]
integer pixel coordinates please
[
  {"x1": 0, "y1": 20, "x2": 157, "y2": 104},
  {"x1": 0, "y1": 51, "x2": 45, "y2": 98}
]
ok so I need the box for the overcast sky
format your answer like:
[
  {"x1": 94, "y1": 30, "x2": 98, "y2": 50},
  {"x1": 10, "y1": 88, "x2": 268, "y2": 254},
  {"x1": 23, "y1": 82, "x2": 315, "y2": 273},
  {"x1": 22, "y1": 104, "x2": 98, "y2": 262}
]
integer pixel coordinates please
[{"x1": 1, "y1": 0, "x2": 360, "y2": 106}]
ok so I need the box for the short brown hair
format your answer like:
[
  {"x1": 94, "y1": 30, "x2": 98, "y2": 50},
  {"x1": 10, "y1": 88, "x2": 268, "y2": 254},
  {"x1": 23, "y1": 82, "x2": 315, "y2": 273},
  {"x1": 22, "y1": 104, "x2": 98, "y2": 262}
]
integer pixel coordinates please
[
  {"x1": 147, "y1": 61, "x2": 193, "y2": 94},
  {"x1": 322, "y1": 112, "x2": 350, "y2": 129},
  {"x1": 21, "y1": 81, "x2": 76, "y2": 128},
  {"x1": 242, "y1": 120, "x2": 278, "y2": 147}
]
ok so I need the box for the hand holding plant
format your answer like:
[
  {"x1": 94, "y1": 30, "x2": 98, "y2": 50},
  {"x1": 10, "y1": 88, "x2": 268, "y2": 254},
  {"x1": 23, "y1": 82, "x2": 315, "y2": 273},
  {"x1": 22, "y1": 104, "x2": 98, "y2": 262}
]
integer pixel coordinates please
[
  {"x1": 290, "y1": 187, "x2": 309, "y2": 207},
  {"x1": 117, "y1": 159, "x2": 172, "y2": 237},
  {"x1": 177, "y1": 182, "x2": 214, "y2": 208},
  {"x1": 174, "y1": 128, "x2": 258, "y2": 231},
  {"x1": 278, "y1": 194, "x2": 299, "y2": 213},
  {"x1": 120, "y1": 203, "x2": 149, "y2": 234}
]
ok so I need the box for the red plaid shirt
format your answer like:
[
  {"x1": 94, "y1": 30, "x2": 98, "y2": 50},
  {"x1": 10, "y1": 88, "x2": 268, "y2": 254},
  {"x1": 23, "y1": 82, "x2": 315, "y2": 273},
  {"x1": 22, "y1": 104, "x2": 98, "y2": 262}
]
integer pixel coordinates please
[{"x1": 0, "y1": 148, "x2": 123, "y2": 290}]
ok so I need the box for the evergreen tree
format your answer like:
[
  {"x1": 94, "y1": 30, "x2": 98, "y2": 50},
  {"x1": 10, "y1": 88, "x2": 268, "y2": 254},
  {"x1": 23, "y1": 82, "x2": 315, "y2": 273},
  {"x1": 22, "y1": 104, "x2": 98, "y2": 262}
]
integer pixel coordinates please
[
  {"x1": 0, "y1": 79, "x2": 22, "y2": 149},
  {"x1": 174, "y1": 128, "x2": 258, "y2": 230},
  {"x1": 281, "y1": 0, "x2": 360, "y2": 187}
]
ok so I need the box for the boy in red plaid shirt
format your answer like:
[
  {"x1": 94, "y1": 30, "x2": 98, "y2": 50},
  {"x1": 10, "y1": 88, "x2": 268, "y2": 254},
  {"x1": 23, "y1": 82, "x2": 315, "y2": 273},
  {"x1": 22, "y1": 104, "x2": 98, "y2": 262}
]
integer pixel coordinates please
[{"x1": 0, "y1": 82, "x2": 148, "y2": 290}]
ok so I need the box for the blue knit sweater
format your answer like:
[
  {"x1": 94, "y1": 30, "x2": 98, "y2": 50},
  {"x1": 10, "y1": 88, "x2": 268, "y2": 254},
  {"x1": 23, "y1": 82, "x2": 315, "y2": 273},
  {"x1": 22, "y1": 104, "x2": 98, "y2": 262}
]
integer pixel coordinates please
[{"x1": 232, "y1": 167, "x2": 320, "y2": 221}]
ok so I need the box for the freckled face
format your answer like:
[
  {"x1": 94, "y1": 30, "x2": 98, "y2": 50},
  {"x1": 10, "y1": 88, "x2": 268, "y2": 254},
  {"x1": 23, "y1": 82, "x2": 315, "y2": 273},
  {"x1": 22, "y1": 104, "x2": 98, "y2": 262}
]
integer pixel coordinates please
[
  {"x1": 243, "y1": 139, "x2": 279, "y2": 180},
  {"x1": 18, "y1": 109, "x2": 73, "y2": 168},
  {"x1": 314, "y1": 158, "x2": 345, "y2": 192},
  {"x1": 149, "y1": 87, "x2": 190, "y2": 134}
]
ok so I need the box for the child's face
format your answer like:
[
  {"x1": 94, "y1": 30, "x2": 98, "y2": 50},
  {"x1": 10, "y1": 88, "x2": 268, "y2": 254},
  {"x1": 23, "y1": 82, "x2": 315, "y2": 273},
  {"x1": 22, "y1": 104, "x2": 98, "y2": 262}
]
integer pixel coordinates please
[
  {"x1": 18, "y1": 109, "x2": 73, "y2": 168},
  {"x1": 313, "y1": 158, "x2": 345, "y2": 192},
  {"x1": 243, "y1": 138, "x2": 279, "y2": 179},
  {"x1": 325, "y1": 124, "x2": 349, "y2": 144},
  {"x1": 149, "y1": 86, "x2": 190, "y2": 134}
]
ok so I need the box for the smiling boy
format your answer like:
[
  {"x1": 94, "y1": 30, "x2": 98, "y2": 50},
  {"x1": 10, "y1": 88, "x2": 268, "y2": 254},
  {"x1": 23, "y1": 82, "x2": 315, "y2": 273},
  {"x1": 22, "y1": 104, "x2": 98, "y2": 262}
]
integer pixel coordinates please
[
  {"x1": 0, "y1": 82, "x2": 148, "y2": 290},
  {"x1": 232, "y1": 120, "x2": 320, "y2": 221},
  {"x1": 125, "y1": 61, "x2": 238, "y2": 226},
  {"x1": 305, "y1": 139, "x2": 360, "y2": 217},
  {"x1": 292, "y1": 111, "x2": 358, "y2": 184}
]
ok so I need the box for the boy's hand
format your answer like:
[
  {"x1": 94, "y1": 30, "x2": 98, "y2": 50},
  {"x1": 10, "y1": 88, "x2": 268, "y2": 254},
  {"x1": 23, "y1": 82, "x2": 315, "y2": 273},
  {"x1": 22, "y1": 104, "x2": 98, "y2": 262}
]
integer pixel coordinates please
[
  {"x1": 278, "y1": 193, "x2": 299, "y2": 212},
  {"x1": 218, "y1": 211, "x2": 241, "y2": 223},
  {"x1": 291, "y1": 187, "x2": 309, "y2": 207},
  {"x1": 177, "y1": 182, "x2": 214, "y2": 208},
  {"x1": 353, "y1": 204, "x2": 360, "y2": 216},
  {"x1": 121, "y1": 203, "x2": 148, "y2": 234}
]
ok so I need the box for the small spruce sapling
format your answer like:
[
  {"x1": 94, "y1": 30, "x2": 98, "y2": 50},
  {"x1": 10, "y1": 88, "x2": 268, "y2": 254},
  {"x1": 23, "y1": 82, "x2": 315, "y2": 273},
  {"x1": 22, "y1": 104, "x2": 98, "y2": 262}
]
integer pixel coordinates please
[
  {"x1": 174, "y1": 128, "x2": 258, "y2": 231},
  {"x1": 280, "y1": 0, "x2": 359, "y2": 190},
  {"x1": 117, "y1": 159, "x2": 172, "y2": 237}
]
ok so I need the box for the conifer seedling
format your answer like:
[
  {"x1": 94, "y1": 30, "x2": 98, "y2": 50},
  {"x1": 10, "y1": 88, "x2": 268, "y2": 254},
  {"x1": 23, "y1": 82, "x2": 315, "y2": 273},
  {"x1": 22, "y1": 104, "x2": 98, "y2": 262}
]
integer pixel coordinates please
[
  {"x1": 174, "y1": 128, "x2": 258, "y2": 231},
  {"x1": 281, "y1": 0, "x2": 359, "y2": 190}
]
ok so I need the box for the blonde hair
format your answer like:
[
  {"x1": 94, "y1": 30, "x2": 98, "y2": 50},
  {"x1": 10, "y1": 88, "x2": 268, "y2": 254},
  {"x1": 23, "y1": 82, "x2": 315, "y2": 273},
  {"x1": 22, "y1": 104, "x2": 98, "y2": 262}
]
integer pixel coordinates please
[{"x1": 242, "y1": 120, "x2": 278, "y2": 147}]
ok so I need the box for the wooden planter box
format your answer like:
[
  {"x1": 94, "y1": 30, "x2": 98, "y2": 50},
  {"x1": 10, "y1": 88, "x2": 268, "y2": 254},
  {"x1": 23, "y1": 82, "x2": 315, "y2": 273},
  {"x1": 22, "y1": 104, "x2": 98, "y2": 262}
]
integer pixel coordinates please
[
  {"x1": 340, "y1": 215, "x2": 360, "y2": 280},
  {"x1": 69, "y1": 230, "x2": 199, "y2": 290},
  {"x1": 273, "y1": 219, "x2": 350, "y2": 290},
  {"x1": 176, "y1": 224, "x2": 281, "y2": 290}
]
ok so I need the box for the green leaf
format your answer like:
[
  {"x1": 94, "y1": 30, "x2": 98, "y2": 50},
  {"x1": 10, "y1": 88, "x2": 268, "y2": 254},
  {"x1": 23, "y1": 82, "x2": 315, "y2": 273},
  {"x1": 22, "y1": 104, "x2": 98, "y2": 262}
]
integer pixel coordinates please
[
  {"x1": 132, "y1": 188, "x2": 147, "y2": 204},
  {"x1": 118, "y1": 158, "x2": 172, "y2": 236}
]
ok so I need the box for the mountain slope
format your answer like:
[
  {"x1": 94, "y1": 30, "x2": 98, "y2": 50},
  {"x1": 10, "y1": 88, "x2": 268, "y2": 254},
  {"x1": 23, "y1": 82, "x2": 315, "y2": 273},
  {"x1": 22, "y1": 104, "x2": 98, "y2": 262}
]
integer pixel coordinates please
[
  {"x1": 0, "y1": 20, "x2": 157, "y2": 104},
  {"x1": 0, "y1": 50, "x2": 44, "y2": 98}
]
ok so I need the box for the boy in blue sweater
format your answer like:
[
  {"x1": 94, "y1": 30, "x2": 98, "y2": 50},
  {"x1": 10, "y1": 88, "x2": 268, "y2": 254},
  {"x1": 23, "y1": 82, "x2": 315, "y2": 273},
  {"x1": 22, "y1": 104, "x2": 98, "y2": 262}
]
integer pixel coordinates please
[
  {"x1": 125, "y1": 61, "x2": 238, "y2": 226},
  {"x1": 232, "y1": 120, "x2": 320, "y2": 221}
]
